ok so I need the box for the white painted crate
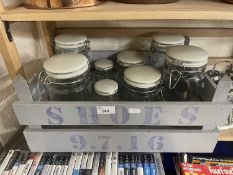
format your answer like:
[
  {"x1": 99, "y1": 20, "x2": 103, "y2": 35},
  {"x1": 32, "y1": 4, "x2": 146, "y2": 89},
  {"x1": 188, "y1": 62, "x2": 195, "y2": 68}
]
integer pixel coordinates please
[{"x1": 12, "y1": 51, "x2": 232, "y2": 153}]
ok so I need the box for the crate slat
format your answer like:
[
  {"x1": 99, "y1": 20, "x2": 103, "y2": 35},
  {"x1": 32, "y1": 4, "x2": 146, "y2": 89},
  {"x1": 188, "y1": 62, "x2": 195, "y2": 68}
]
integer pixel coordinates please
[
  {"x1": 24, "y1": 128, "x2": 220, "y2": 153},
  {"x1": 14, "y1": 101, "x2": 231, "y2": 129}
]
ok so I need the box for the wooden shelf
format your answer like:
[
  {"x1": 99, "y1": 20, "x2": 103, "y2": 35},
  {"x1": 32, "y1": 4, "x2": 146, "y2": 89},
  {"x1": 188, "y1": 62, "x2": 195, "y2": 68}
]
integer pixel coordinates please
[{"x1": 1, "y1": 0, "x2": 233, "y2": 21}]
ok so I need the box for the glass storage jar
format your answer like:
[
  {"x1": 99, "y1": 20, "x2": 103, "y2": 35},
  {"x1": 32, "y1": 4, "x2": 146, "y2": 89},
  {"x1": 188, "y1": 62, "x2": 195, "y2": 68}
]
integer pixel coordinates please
[
  {"x1": 149, "y1": 34, "x2": 185, "y2": 69},
  {"x1": 94, "y1": 79, "x2": 118, "y2": 101},
  {"x1": 40, "y1": 53, "x2": 91, "y2": 101},
  {"x1": 121, "y1": 65, "x2": 163, "y2": 101},
  {"x1": 54, "y1": 33, "x2": 92, "y2": 61},
  {"x1": 117, "y1": 50, "x2": 145, "y2": 84},
  {"x1": 164, "y1": 45, "x2": 208, "y2": 101},
  {"x1": 94, "y1": 59, "x2": 116, "y2": 81}
]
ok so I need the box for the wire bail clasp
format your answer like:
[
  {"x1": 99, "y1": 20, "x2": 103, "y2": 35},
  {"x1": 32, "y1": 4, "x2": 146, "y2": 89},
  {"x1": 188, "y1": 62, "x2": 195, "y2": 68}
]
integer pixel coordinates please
[
  {"x1": 83, "y1": 40, "x2": 92, "y2": 61},
  {"x1": 156, "y1": 81, "x2": 165, "y2": 101},
  {"x1": 169, "y1": 60, "x2": 185, "y2": 89}
]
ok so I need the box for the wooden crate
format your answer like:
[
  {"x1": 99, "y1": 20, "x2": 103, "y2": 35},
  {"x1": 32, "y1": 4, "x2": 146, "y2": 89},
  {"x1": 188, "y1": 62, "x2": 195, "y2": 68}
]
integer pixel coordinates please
[{"x1": 12, "y1": 53, "x2": 232, "y2": 152}]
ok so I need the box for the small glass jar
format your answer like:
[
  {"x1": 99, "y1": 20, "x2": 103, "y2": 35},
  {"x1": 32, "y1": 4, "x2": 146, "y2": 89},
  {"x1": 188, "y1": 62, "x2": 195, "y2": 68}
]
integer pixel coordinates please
[
  {"x1": 117, "y1": 51, "x2": 145, "y2": 84},
  {"x1": 54, "y1": 33, "x2": 92, "y2": 61},
  {"x1": 164, "y1": 45, "x2": 208, "y2": 100},
  {"x1": 121, "y1": 65, "x2": 163, "y2": 101},
  {"x1": 40, "y1": 53, "x2": 91, "y2": 101},
  {"x1": 94, "y1": 59, "x2": 116, "y2": 81},
  {"x1": 94, "y1": 79, "x2": 118, "y2": 101},
  {"x1": 149, "y1": 34, "x2": 185, "y2": 69}
]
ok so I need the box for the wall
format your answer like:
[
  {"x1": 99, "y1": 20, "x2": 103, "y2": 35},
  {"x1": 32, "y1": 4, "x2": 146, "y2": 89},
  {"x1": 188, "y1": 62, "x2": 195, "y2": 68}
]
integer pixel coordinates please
[
  {"x1": 0, "y1": 55, "x2": 19, "y2": 150},
  {"x1": 56, "y1": 20, "x2": 233, "y2": 57},
  {"x1": 56, "y1": 20, "x2": 233, "y2": 70},
  {"x1": 10, "y1": 22, "x2": 48, "y2": 80}
]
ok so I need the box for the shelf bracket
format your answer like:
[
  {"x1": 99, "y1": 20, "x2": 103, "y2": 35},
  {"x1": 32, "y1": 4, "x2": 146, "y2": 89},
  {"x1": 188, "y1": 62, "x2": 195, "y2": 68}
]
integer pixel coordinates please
[
  {"x1": 3, "y1": 21, "x2": 13, "y2": 42},
  {"x1": 0, "y1": 20, "x2": 25, "y2": 79},
  {"x1": 184, "y1": 36, "x2": 190, "y2": 45}
]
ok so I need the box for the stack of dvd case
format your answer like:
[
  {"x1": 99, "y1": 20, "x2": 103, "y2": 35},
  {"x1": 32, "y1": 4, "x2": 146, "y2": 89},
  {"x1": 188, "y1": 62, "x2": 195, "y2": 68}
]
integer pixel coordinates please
[
  {"x1": 175, "y1": 153, "x2": 233, "y2": 175},
  {"x1": 0, "y1": 150, "x2": 165, "y2": 175}
]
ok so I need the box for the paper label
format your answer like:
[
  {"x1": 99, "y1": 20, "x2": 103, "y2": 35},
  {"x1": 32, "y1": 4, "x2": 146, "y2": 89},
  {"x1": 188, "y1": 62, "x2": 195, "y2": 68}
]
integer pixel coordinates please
[
  {"x1": 128, "y1": 108, "x2": 141, "y2": 114},
  {"x1": 96, "y1": 106, "x2": 116, "y2": 115}
]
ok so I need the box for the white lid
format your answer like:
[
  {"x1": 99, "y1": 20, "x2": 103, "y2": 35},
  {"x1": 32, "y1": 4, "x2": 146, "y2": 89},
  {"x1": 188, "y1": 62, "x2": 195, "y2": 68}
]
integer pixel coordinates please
[
  {"x1": 166, "y1": 45, "x2": 208, "y2": 67},
  {"x1": 94, "y1": 79, "x2": 118, "y2": 96},
  {"x1": 152, "y1": 34, "x2": 185, "y2": 46},
  {"x1": 124, "y1": 65, "x2": 161, "y2": 88},
  {"x1": 55, "y1": 34, "x2": 87, "y2": 48},
  {"x1": 43, "y1": 53, "x2": 89, "y2": 79},
  {"x1": 117, "y1": 51, "x2": 145, "y2": 67},
  {"x1": 95, "y1": 59, "x2": 113, "y2": 71}
]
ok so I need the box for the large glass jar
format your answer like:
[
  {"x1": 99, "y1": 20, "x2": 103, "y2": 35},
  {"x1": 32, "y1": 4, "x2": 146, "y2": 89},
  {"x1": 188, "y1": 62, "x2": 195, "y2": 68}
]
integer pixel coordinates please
[
  {"x1": 164, "y1": 45, "x2": 208, "y2": 101},
  {"x1": 94, "y1": 79, "x2": 118, "y2": 101},
  {"x1": 54, "y1": 33, "x2": 92, "y2": 62},
  {"x1": 121, "y1": 65, "x2": 163, "y2": 101},
  {"x1": 94, "y1": 59, "x2": 116, "y2": 81},
  {"x1": 41, "y1": 53, "x2": 91, "y2": 101},
  {"x1": 149, "y1": 34, "x2": 185, "y2": 70},
  {"x1": 117, "y1": 51, "x2": 145, "y2": 85}
]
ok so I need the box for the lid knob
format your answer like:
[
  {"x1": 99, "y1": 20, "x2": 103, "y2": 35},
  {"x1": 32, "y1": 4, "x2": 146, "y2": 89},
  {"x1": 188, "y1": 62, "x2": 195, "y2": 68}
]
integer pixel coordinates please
[
  {"x1": 94, "y1": 79, "x2": 118, "y2": 96},
  {"x1": 95, "y1": 59, "x2": 114, "y2": 71},
  {"x1": 124, "y1": 65, "x2": 161, "y2": 88},
  {"x1": 152, "y1": 34, "x2": 185, "y2": 46},
  {"x1": 55, "y1": 34, "x2": 87, "y2": 49},
  {"x1": 117, "y1": 51, "x2": 145, "y2": 67},
  {"x1": 43, "y1": 53, "x2": 89, "y2": 79},
  {"x1": 166, "y1": 45, "x2": 208, "y2": 68}
]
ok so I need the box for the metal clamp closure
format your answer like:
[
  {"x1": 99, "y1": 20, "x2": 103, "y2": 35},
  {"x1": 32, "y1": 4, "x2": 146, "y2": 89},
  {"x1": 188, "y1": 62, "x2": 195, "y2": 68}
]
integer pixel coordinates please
[
  {"x1": 156, "y1": 81, "x2": 164, "y2": 101},
  {"x1": 39, "y1": 71, "x2": 85, "y2": 86},
  {"x1": 169, "y1": 60, "x2": 185, "y2": 89},
  {"x1": 4, "y1": 22, "x2": 13, "y2": 42}
]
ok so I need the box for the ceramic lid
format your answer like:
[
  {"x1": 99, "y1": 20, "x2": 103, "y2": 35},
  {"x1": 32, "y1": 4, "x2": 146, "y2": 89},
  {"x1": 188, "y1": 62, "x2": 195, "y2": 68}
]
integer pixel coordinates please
[
  {"x1": 117, "y1": 51, "x2": 145, "y2": 67},
  {"x1": 43, "y1": 53, "x2": 89, "y2": 79},
  {"x1": 152, "y1": 34, "x2": 185, "y2": 45},
  {"x1": 55, "y1": 34, "x2": 87, "y2": 48},
  {"x1": 166, "y1": 45, "x2": 208, "y2": 67},
  {"x1": 95, "y1": 59, "x2": 113, "y2": 71},
  {"x1": 124, "y1": 65, "x2": 161, "y2": 88},
  {"x1": 94, "y1": 79, "x2": 118, "y2": 96}
]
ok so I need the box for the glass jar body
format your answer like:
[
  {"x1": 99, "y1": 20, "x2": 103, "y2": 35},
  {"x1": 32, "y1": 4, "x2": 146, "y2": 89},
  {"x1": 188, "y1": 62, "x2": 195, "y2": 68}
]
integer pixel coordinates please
[
  {"x1": 94, "y1": 69, "x2": 116, "y2": 82},
  {"x1": 149, "y1": 41, "x2": 167, "y2": 70},
  {"x1": 41, "y1": 71, "x2": 91, "y2": 101},
  {"x1": 94, "y1": 93, "x2": 118, "y2": 101},
  {"x1": 163, "y1": 63, "x2": 206, "y2": 101},
  {"x1": 116, "y1": 63, "x2": 128, "y2": 87},
  {"x1": 54, "y1": 41, "x2": 92, "y2": 62},
  {"x1": 120, "y1": 82, "x2": 163, "y2": 101}
]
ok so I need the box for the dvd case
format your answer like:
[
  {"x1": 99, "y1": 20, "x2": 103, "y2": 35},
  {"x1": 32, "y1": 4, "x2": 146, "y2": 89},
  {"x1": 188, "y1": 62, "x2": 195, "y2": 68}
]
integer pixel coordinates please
[{"x1": 0, "y1": 151, "x2": 164, "y2": 175}]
